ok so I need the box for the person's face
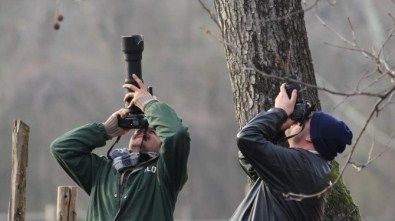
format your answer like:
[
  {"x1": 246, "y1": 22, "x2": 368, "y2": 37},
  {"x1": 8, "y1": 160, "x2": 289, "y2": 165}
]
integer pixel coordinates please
[
  {"x1": 129, "y1": 128, "x2": 161, "y2": 153},
  {"x1": 285, "y1": 118, "x2": 311, "y2": 147}
]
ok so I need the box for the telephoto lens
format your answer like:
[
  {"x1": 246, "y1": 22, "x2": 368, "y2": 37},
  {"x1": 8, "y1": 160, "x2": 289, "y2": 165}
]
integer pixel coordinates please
[
  {"x1": 118, "y1": 35, "x2": 148, "y2": 129},
  {"x1": 122, "y1": 35, "x2": 144, "y2": 90}
]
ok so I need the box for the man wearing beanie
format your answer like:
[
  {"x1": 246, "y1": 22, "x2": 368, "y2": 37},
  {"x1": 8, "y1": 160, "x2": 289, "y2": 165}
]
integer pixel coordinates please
[
  {"x1": 230, "y1": 83, "x2": 353, "y2": 221},
  {"x1": 51, "y1": 74, "x2": 190, "y2": 221}
]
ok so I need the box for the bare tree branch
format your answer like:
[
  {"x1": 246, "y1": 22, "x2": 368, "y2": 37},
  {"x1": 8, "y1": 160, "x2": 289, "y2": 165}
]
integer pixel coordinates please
[
  {"x1": 316, "y1": 13, "x2": 395, "y2": 80},
  {"x1": 350, "y1": 132, "x2": 394, "y2": 171},
  {"x1": 197, "y1": 0, "x2": 221, "y2": 30},
  {"x1": 243, "y1": 66, "x2": 386, "y2": 98}
]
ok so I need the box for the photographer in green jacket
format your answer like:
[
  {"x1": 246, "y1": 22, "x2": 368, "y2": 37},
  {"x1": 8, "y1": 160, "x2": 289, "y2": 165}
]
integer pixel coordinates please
[{"x1": 51, "y1": 74, "x2": 190, "y2": 221}]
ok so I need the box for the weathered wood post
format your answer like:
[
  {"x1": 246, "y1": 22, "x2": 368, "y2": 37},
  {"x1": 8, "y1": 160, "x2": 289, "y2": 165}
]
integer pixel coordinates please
[
  {"x1": 8, "y1": 120, "x2": 30, "y2": 221},
  {"x1": 57, "y1": 186, "x2": 78, "y2": 221}
]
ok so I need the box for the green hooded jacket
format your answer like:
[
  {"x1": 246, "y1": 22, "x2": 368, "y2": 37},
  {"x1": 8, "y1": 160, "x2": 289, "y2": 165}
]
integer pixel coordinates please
[{"x1": 51, "y1": 102, "x2": 190, "y2": 221}]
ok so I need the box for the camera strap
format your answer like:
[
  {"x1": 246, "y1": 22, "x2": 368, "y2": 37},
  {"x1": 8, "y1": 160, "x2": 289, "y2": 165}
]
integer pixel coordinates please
[
  {"x1": 279, "y1": 122, "x2": 307, "y2": 143},
  {"x1": 106, "y1": 136, "x2": 122, "y2": 159}
]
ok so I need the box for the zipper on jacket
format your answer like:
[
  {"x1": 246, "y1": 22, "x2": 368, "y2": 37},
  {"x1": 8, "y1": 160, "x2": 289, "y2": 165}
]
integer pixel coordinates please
[
  {"x1": 113, "y1": 172, "x2": 123, "y2": 221},
  {"x1": 113, "y1": 170, "x2": 132, "y2": 221},
  {"x1": 119, "y1": 171, "x2": 130, "y2": 205}
]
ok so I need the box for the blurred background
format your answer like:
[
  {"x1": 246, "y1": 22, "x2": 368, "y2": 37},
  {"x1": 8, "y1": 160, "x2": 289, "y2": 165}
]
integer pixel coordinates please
[{"x1": 0, "y1": 0, "x2": 394, "y2": 220}]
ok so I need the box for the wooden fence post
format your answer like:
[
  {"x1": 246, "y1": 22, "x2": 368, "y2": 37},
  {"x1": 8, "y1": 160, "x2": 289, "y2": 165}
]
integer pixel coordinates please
[
  {"x1": 57, "y1": 186, "x2": 78, "y2": 221},
  {"x1": 8, "y1": 120, "x2": 30, "y2": 221}
]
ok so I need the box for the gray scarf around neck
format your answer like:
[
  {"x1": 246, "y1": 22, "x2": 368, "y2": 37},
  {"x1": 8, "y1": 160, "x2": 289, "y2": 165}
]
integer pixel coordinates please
[{"x1": 110, "y1": 148, "x2": 159, "y2": 171}]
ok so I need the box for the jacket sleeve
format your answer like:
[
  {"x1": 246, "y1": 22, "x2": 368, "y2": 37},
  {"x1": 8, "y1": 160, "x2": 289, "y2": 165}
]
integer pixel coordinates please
[
  {"x1": 144, "y1": 102, "x2": 190, "y2": 192},
  {"x1": 236, "y1": 108, "x2": 304, "y2": 191},
  {"x1": 238, "y1": 115, "x2": 288, "y2": 183},
  {"x1": 50, "y1": 123, "x2": 109, "y2": 193},
  {"x1": 238, "y1": 151, "x2": 259, "y2": 182}
]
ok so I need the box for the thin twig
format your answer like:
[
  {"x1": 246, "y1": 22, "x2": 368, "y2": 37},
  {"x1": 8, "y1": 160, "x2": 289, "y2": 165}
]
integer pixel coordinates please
[
  {"x1": 198, "y1": 0, "x2": 221, "y2": 30},
  {"x1": 243, "y1": 66, "x2": 384, "y2": 98},
  {"x1": 349, "y1": 132, "x2": 394, "y2": 171}
]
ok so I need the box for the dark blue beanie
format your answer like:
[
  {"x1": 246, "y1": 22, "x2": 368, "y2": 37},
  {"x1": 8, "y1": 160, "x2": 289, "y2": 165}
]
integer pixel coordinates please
[{"x1": 310, "y1": 112, "x2": 353, "y2": 161}]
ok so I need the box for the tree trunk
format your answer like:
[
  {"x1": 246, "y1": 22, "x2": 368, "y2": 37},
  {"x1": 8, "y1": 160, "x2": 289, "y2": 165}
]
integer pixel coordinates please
[{"x1": 213, "y1": 0, "x2": 361, "y2": 220}]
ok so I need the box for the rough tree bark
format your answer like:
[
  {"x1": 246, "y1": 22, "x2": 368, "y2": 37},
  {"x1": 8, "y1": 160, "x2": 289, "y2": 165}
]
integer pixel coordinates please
[{"x1": 213, "y1": 0, "x2": 361, "y2": 220}]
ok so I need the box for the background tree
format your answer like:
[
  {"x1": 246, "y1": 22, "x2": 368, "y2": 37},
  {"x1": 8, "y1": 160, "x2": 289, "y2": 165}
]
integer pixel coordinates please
[{"x1": 213, "y1": 0, "x2": 361, "y2": 220}]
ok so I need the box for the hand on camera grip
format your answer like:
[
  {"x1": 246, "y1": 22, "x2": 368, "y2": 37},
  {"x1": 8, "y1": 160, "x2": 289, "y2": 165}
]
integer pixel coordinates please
[{"x1": 103, "y1": 109, "x2": 129, "y2": 139}]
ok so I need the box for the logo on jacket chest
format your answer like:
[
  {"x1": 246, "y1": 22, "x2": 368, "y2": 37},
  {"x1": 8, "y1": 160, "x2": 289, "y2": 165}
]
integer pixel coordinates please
[{"x1": 144, "y1": 166, "x2": 157, "y2": 173}]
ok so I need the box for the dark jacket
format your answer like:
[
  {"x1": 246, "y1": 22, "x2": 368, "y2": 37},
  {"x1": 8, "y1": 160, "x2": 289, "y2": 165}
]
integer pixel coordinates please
[
  {"x1": 230, "y1": 108, "x2": 331, "y2": 221},
  {"x1": 51, "y1": 102, "x2": 190, "y2": 221}
]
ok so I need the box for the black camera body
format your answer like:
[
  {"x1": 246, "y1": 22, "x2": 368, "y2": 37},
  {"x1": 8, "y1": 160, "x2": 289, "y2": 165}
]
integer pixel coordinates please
[
  {"x1": 117, "y1": 35, "x2": 149, "y2": 129},
  {"x1": 285, "y1": 74, "x2": 314, "y2": 124}
]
